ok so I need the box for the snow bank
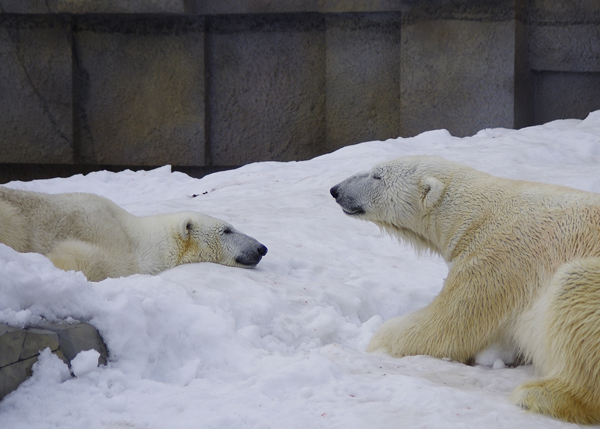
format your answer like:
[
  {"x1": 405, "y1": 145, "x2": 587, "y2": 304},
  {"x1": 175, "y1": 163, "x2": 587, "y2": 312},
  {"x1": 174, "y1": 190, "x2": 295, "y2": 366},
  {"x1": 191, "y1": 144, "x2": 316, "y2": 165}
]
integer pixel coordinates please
[{"x1": 2, "y1": 112, "x2": 600, "y2": 428}]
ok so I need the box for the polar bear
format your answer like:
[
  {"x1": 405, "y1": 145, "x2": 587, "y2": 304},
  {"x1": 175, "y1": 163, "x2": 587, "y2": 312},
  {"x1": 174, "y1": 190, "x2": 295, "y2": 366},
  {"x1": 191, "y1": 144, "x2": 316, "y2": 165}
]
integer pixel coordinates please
[
  {"x1": 0, "y1": 187, "x2": 267, "y2": 281},
  {"x1": 330, "y1": 155, "x2": 600, "y2": 424}
]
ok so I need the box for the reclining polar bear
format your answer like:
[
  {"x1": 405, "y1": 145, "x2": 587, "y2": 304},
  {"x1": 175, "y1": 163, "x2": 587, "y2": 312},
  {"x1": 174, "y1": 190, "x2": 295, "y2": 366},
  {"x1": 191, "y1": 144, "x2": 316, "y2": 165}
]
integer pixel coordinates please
[
  {"x1": 331, "y1": 155, "x2": 600, "y2": 425},
  {"x1": 0, "y1": 187, "x2": 267, "y2": 281}
]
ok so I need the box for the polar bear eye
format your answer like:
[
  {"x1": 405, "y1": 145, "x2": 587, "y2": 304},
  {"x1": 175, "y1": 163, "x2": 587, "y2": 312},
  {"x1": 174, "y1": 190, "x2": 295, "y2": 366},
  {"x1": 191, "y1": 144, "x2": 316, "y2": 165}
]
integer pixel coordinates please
[
  {"x1": 223, "y1": 228, "x2": 232, "y2": 234},
  {"x1": 373, "y1": 174, "x2": 382, "y2": 180},
  {"x1": 186, "y1": 222, "x2": 192, "y2": 230}
]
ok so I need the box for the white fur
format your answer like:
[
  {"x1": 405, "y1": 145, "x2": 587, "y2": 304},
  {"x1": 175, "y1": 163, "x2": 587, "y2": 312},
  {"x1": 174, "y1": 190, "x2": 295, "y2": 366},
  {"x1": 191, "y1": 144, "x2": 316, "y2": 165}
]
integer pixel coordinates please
[
  {"x1": 331, "y1": 156, "x2": 600, "y2": 424},
  {"x1": 0, "y1": 187, "x2": 266, "y2": 281}
]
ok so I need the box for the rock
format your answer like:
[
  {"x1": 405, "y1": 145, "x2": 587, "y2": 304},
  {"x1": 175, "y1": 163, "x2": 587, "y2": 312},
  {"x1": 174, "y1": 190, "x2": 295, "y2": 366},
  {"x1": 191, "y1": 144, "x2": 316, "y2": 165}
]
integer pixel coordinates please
[
  {"x1": 30, "y1": 322, "x2": 108, "y2": 365},
  {"x1": 0, "y1": 356, "x2": 38, "y2": 399},
  {"x1": 0, "y1": 321, "x2": 108, "y2": 400},
  {"x1": 20, "y1": 328, "x2": 60, "y2": 360},
  {"x1": 0, "y1": 325, "x2": 26, "y2": 367}
]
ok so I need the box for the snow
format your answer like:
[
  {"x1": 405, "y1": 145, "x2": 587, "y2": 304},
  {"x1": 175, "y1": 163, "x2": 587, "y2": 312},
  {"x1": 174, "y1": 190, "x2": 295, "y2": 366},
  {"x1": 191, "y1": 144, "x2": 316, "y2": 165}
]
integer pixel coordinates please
[
  {"x1": 2, "y1": 112, "x2": 600, "y2": 428},
  {"x1": 70, "y1": 350, "x2": 101, "y2": 378}
]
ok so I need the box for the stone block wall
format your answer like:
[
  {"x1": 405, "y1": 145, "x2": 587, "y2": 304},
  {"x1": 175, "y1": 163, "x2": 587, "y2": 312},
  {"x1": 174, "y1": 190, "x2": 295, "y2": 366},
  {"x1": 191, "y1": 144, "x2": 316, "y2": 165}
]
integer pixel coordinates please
[
  {"x1": 206, "y1": 14, "x2": 326, "y2": 165},
  {"x1": 0, "y1": 14, "x2": 72, "y2": 164},
  {"x1": 528, "y1": 0, "x2": 600, "y2": 125},
  {"x1": 0, "y1": 0, "x2": 599, "y2": 182},
  {"x1": 74, "y1": 15, "x2": 206, "y2": 166}
]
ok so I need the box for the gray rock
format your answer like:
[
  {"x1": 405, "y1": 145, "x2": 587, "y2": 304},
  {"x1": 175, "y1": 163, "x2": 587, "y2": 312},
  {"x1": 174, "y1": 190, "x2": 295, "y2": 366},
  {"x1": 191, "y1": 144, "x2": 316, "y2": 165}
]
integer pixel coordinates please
[
  {"x1": 20, "y1": 328, "x2": 60, "y2": 361},
  {"x1": 0, "y1": 325, "x2": 26, "y2": 368},
  {"x1": 0, "y1": 321, "x2": 108, "y2": 400},
  {"x1": 30, "y1": 322, "x2": 109, "y2": 365},
  {"x1": 0, "y1": 356, "x2": 38, "y2": 399}
]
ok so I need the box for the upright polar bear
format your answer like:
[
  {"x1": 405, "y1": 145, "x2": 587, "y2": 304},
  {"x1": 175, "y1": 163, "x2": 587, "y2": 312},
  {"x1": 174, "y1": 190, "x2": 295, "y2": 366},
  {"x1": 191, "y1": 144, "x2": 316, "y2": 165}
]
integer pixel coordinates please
[
  {"x1": 331, "y1": 155, "x2": 600, "y2": 424},
  {"x1": 0, "y1": 187, "x2": 267, "y2": 281}
]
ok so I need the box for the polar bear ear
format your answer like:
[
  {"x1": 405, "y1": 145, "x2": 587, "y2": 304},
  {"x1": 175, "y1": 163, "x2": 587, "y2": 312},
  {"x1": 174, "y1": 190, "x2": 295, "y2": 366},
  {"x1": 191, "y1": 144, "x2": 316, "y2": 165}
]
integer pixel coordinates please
[
  {"x1": 422, "y1": 176, "x2": 444, "y2": 208},
  {"x1": 178, "y1": 217, "x2": 192, "y2": 240}
]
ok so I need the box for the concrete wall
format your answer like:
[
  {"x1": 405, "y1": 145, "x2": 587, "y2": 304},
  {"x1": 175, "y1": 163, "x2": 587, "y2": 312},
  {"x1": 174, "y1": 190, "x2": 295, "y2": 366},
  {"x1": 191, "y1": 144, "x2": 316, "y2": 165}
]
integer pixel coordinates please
[
  {"x1": 0, "y1": 0, "x2": 599, "y2": 182},
  {"x1": 528, "y1": 0, "x2": 600, "y2": 124}
]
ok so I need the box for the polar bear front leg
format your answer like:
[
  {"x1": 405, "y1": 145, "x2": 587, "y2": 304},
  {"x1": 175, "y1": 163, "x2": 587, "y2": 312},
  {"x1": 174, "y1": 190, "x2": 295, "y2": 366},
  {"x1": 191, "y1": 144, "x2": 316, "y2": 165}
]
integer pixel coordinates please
[
  {"x1": 511, "y1": 258, "x2": 600, "y2": 424},
  {"x1": 367, "y1": 309, "x2": 427, "y2": 354},
  {"x1": 47, "y1": 240, "x2": 112, "y2": 281},
  {"x1": 47, "y1": 239, "x2": 137, "y2": 282},
  {"x1": 367, "y1": 268, "x2": 510, "y2": 364},
  {"x1": 366, "y1": 301, "x2": 486, "y2": 363}
]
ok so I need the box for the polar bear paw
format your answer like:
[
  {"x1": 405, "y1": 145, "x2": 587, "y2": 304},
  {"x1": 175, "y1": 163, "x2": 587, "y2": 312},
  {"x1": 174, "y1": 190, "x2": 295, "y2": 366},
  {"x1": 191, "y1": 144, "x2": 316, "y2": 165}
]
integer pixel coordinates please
[{"x1": 512, "y1": 378, "x2": 600, "y2": 425}]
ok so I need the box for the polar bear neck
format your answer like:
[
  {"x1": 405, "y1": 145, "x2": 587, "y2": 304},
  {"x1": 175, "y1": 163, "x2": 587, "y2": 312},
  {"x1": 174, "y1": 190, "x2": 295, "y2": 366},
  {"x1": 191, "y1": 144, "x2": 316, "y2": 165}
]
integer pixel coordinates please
[
  {"x1": 124, "y1": 214, "x2": 177, "y2": 274},
  {"x1": 423, "y1": 170, "x2": 501, "y2": 263},
  {"x1": 375, "y1": 220, "x2": 445, "y2": 258}
]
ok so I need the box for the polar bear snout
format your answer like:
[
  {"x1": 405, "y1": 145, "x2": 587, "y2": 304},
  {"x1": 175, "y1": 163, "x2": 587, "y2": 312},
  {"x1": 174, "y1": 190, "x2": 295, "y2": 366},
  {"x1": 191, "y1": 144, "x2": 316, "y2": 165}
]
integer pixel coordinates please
[
  {"x1": 329, "y1": 184, "x2": 340, "y2": 199},
  {"x1": 222, "y1": 228, "x2": 268, "y2": 268},
  {"x1": 330, "y1": 176, "x2": 368, "y2": 216},
  {"x1": 234, "y1": 241, "x2": 268, "y2": 267}
]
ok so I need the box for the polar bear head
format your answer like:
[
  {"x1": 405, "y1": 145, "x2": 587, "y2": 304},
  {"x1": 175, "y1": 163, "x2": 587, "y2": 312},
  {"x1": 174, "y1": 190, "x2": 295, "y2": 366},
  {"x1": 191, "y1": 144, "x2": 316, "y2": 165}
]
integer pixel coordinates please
[
  {"x1": 330, "y1": 156, "x2": 451, "y2": 254},
  {"x1": 171, "y1": 212, "x2": 267, "y2": 269}
]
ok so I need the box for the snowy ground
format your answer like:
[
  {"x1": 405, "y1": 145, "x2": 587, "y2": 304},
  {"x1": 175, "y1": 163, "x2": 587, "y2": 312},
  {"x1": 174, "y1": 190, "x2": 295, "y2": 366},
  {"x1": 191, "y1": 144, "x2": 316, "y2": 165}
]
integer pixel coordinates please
[{"x1": 2, "y1": 112, "x2": 600, "y2": 428}]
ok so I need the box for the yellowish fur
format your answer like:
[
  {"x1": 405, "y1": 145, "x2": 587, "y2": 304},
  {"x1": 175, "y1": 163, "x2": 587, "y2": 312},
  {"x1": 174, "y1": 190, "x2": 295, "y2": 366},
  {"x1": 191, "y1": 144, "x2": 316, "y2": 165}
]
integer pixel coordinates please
[{"x1": 331, "y1": 156, "x2": 600, "y2": 424}]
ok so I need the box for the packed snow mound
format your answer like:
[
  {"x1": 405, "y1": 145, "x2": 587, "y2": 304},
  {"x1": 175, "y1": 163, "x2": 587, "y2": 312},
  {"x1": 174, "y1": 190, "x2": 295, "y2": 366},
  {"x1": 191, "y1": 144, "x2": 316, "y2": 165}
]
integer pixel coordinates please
[{"x1": 2, "y1": 112, "x2": 600, "y2": 428}]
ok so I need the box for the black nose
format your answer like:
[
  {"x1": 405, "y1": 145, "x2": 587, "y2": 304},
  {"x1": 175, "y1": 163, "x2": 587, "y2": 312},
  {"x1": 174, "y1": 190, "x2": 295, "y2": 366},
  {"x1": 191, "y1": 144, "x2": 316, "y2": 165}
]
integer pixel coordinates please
[
  {"x1": 258, "y1": 244, "x2": 268, "y2": 256},
  {"x1": 330, "y1": 185, "x2": 339, "y2": 199}
]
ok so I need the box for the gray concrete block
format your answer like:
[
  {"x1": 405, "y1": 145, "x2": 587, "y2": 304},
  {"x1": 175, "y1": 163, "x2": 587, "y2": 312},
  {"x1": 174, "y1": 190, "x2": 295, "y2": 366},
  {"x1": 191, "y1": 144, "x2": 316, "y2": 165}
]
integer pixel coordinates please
[
  {"x1": 185, "y1": 0, "x2": 319, "y2": 14},
  {"x1": 206, "y1": 14, "x2": 326, "y2": 165},
  {"x1": 528, "y1": 1, "x2": 600, "y2": 73},
  {"x1": 0, "y1": 15, "x2": 73, "y2": 163},
  {"x1": 325, "y1": 13, "x2": 401, "y2": 151},
  {"x1": 320, "y1": 1, "x2": 405, "y2": 13},
  {"x1": 512, "y1": 19, "x2": 534, "y2": 129},
  {"x1": 399, "y1": 0, "x2": 524, "y2": 24},
  {"x1": 0, "y1": 324, "x2": 26, "y2": 368},
  {"x1": 529, "y1": 25, "x2": 600, "y2": 72},
  {"x1": 528, "y1": 0, "x2": 600, "y2": 22},
  {"x1": 534, "y1": 71, "x2": 600, "y2": 124},
  {"x1": 0, "y1": 0, "x2": 185, "y2": 14},
  {"x1": 184, "y1": 0, "x2": 404, "y2": 14},
  {"x1": 74, "y1": 15, "x2": 205, "y2": 166},
  {"x1": 400, "y1": 19, "x2": 519, "y2": 137}
]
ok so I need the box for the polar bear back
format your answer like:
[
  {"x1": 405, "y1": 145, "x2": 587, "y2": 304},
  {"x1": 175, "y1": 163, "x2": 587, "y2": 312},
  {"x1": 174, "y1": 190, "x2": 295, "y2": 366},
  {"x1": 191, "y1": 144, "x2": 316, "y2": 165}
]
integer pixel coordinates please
[
  {"x1": 439, "y1": 169, "x2": 600, "y2": 268},
  {"x1": 0, "y1": 188, "x2": 137, "y2": 258}
]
